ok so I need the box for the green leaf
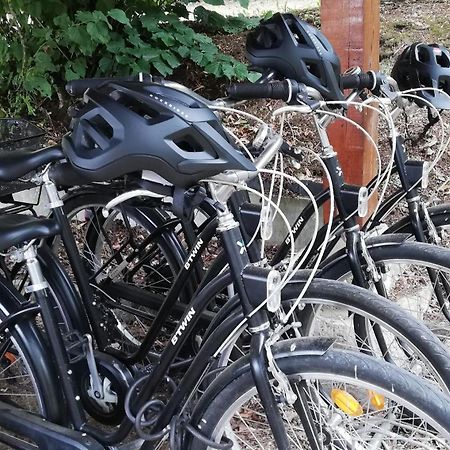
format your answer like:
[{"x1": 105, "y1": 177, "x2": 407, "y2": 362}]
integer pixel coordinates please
[
  {"x1": 86, "y1": 21, "x2": 110, "y2": 44},
  {"x1": 141, "y1": 16, "x2": 160, "y2": 33},
  {"x1": 247, "y1": 71, "x2": 261, "y2": 82},
  {"x1": 161, "y1": 51, "x2": 180, "y2": 69},
  {"x1": 190, "y1": 48, "x2": 204, "y2": 65},
  {"x1": 9, "y1": 41, "x2": 23, "y2": 62},
  {"x1": 154, "y1": 31, "x2": 175, "y2": 47},
  {"x1": 204, "y1": 61, "x2": 221, "y2": 76},
  {"x1": 141, "y1": 47, "x2": 160, "y2": 61},
  {"x1": 65, "y1": 68, "x2": 79, "y2": 81},
  {"x1": 203, "y1": 0, "x2": 224, "y2": 5},
  {"x1": 152, "y1": 59, "x2": 172, "y2": 76},
  {"x1": 24, "y1": 72, "x2": 52, "y2": 97},
  {"x1": 75, "y1": 11, "x2": 94, "y2": 24},
  {"x1": 115, "y1": 54, "x2": 133, "y2": 65},
  {"x1": 199, "y1": 42, "x2": 218, "y2": 55},
  {"x1": 65, "y1": 57, "x2": 86, "y2": 80},
  {"x1": 126, "y1": 28, "x2": 144, "y2": 47},
  {"x1": 106, "y1": 35, "x2": 125, "y2": 52},
  {"x1": 34, "y1": 51, "x2": 57, "y2": 73},
  {"x1": 221, "y1": 63, "x2": 236, "y2": 79},
  {"x1": 53, "y1": 13, "x2": 71, "y2": 29},
  {"x1": 98, "y1": 55, "x2": 113, "y2": 73},
  {"x1": 31, "y1": 26, "x2": 53, "y2": 43},
  {"x1": 233, "y1": 63, "x2": 249, "y2": 79},
  {"x1": 92, "y1": 10, "x2": 109, "y2": 23},
  {"x1": 67, "y1": 26, "x2": 96, "y2": 55},
  {"x1": 176, "y1": 45, "x2": 190, "y2": 58},
  {"x1": 108, "y1": 9, "x2": 130, "y2": 26},
  {"x1": 193, "y1": 33, "x2": 212, "y2": 44},
  {"x1": 238, "y1": 0, "x2": 249, "y2": 8}
]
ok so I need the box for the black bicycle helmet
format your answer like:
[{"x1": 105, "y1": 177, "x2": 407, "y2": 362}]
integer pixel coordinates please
[
  {"x1": 62, "y1": 82, "x2": 256, "y2": 187},
  {"x1": 391, "y1": 43, "x2": 450, "y2": 110},
  {"x1": 246, "y1": 13, "x2": 343, "y2": 101}
]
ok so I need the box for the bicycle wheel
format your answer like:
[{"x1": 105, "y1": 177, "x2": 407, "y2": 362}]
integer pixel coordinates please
[
  {"x1": 187, "y1": 342, "x2": 450, "y2": 449},
  {"x1": 319, "y1": 235, "x2": 450, "y2": 347},
  {"x1": 205, "y1": 272, "x2": 450, "y2": 392},
  {"x1": 59, "y1": 191, "x2": 187, "y2": 354},
  {"x1": 385, "y1": 202, "x2": 450, "y2": 246},
  {"x1": 0, "y1": 278, "x2": 63, "y2": 445}
]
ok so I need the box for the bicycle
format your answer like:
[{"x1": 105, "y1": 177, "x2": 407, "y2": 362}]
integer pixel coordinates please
[{"x1": 0, "y1": 73, "x2": 449, "y2": 448}]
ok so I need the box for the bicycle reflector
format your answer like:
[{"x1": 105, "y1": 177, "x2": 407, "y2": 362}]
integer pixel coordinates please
[
  {"x1": 369, "y1": 390, "x2": 385, "y2": 411},
  {"x1": 331, "y1": 389, "x2": 363, "y2": 417},
  {"x1": 260, "y1": 205, "x2": 273, "y2": 240},
  {"x1": 341, "y1": 185, "x2": 369, "y2": 218},
  {"x1": 267, "y1": 269, "x2": 281, "y2": 313}
]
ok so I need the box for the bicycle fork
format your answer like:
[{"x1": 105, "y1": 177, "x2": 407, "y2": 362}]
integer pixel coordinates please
[{"x1": 217, "y1": 202, "x2": 322, "y2": 450}]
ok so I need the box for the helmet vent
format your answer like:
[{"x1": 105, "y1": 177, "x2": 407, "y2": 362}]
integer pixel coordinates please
[
  {"x1": 306, "y1": 61, "x2": 321, "y2": 79},
  {"x1": 436, "y1": 53, "x2": 450, "y2": 68},
  {"x1": 285, "y1": 17, "x2": 307, "y2": 45},
  {"x1": 419, "y1": 73, "x2": 434, "y2": 95},
  {"x1": 175, "y1": 137, "x2": 203, "y2": 153},
  {"x1": 90, "y1": 115, "x2": 114, "y2": 140},
  {"x1": 439, "y1": 78, "x2": 450, "y2": 93},
  {"x1": 417, "y1": 46, "x2": 430, "y2": 63}
]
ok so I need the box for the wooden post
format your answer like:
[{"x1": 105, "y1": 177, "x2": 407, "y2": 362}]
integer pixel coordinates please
[{"x1": 321, "y1": 0, "x2": 380, "y2": 216}]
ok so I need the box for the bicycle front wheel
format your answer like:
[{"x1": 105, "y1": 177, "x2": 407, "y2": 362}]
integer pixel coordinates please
[
  {"x1": 188, "y1": 342, "x2": 450, "y2": 449},
  {"x1": 319, "y1": 236, "x2": 450, "y2": 347}
]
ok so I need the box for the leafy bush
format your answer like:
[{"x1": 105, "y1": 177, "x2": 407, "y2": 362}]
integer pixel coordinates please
[
  {"x1": 194, "y1": 7, "x2": 260, "y2": 34},
  {"x1": 0, "y1": 0, "x2": 257, "y2": 115}
]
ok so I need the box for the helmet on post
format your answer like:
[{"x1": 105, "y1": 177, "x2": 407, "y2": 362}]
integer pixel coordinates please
[
  {"x1": 391, "y1": 43, "x2": 450, "y2": 110},
  {"x1": 246, "y1": 13, "x2": 343, "y2": 101}
]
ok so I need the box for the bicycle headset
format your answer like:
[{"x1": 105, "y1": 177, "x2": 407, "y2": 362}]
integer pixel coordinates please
[
  {"x1": 62, "y1": 82, "x2": 256, "y2": 187},
  {"x1": 246, "y1": 12, "x2": 344, "y2": 102},
  {"x1": 391, "y1": 43, "x2": 450, "y2": 110}
]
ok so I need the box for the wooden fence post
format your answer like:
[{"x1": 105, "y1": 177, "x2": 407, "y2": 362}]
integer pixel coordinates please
[{"x1": 320, "y1": 0, "x2": 380, "y2": 217}]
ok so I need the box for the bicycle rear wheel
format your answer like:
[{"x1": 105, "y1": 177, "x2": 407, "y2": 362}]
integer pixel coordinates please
[{"x1": 59, "y1": 191, "x2": 187, "y2": 355}]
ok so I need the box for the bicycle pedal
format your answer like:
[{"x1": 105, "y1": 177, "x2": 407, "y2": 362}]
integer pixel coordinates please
[{"x1": 64, "y1": 330, "x2": 87, "y2": 364}]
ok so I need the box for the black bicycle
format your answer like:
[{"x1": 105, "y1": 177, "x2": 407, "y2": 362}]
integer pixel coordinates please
[{"x1": 0, "y1": 73, "x2": 448, "y2": 449}]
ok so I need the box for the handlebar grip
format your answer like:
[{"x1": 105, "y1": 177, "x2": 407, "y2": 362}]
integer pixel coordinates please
[
  {"x1": 227, "y1": 80, "x2": 296, "y2": 101},
  {"x1": 65, "y1": 74, "x2": 153, "y2": 96},
  {"x1": 340, "y1": 72, "x2": 375, "y2": 90}
]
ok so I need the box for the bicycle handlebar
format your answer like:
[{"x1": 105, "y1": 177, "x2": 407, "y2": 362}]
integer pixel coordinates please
[
  {"x1": 340, "y1": 71, "x2": 377, "y2": 90},
  {"x1": 227, "y1": 80, "x2": 307, "y2": 102}
]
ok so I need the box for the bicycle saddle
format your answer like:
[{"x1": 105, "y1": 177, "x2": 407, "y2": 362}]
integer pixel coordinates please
[
  {"x1": 0, "y1": 215, "x2": 60, "y2": 251},
  {"x1": 0, "y1": 145, "x2": 64, "y2": 182}
]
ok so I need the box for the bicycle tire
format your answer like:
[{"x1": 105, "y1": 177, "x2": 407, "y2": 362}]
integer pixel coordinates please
[
  {"x1": 319, "y1": 235, "x2": 450, "y2": 346},
  {"x1": 58, "y1": 191, "x2": 188, "y2": 351},
  {"x1": 0, "y1": 277, "x2": 63, "y2": 440},
  {"x1": 187, "y1": 341, "x2": 450, "y2": 449},
  {"x1": 201, "y1": 271, "x2": 450, "y2": 392}
]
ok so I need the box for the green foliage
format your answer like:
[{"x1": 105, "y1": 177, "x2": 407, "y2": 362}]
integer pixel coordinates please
[
  {"x1": 0, "y1": 0, "x2": 257, "y2": 115},
  {"x1": 194, "y1": 7, "x2": 260, "y2": 34}
]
